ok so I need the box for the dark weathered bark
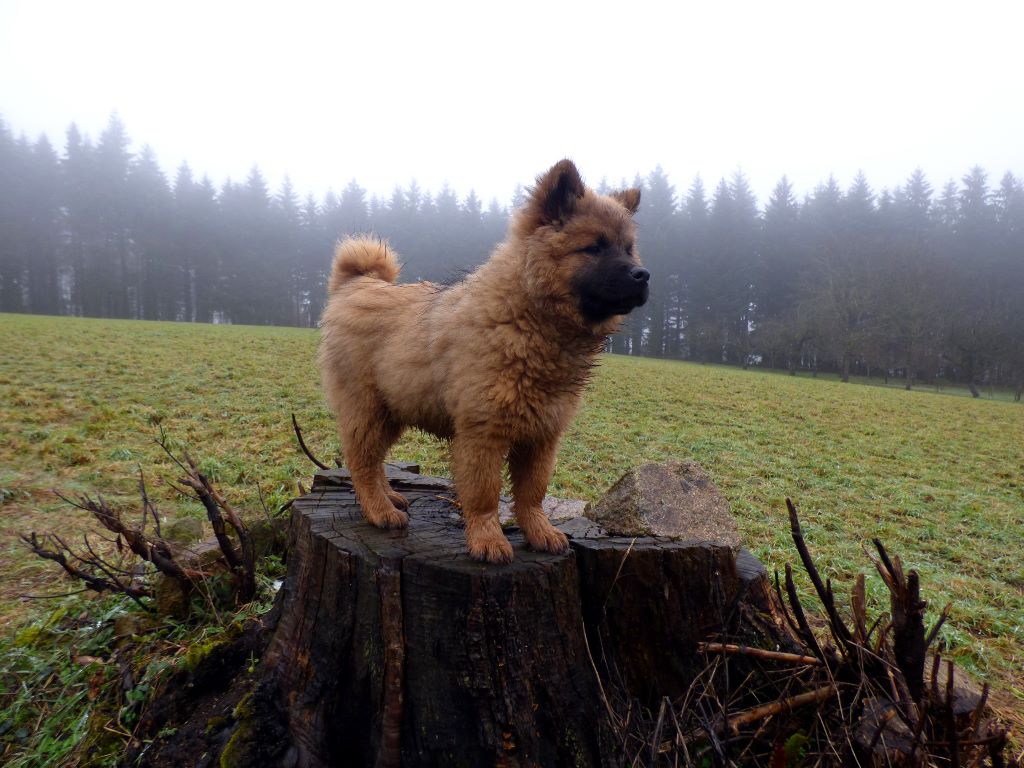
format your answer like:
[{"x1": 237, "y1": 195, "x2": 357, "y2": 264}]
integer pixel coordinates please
[
  {"x1": 562, "y1": 517, "x2": 740, "y2": 705},
  {"x1": 262, "y1": 466, "x2": 610, "y2": 767},
  {"x1": 870, "y1": 539, "x2": 929, "y2": 702}
]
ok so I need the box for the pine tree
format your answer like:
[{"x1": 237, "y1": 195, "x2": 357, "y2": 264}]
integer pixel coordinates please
[
  {"x1": 94, "y1": 112, "x2": 133, "y2": 317},
  {"x1": 674, "y1": 176, "x2": 709, "y2": 360},
  {"x1": 993, "y1": 171, "x2": 1024, "y2": 231},
  {"x1": 335, "y1": 180, "x2": 369, "y2": 237},
  {"x1": 273, "y1": 176, "x2": 303, "y2": 324},
  {"x1": 958, "y1": 166, "x2": 992, "y2": 231},
  {"x1": 62, "y1": 123, "x2": 103, "y2": 316},
  {"x1": 127, "y1": 144, "x2": 172, "y2": 319},
  {"x1": 482, "y1": 198, "x2": 507, "y2": 251},
  {"x1": 0, "y1": 120, "x2": 27, "y2": 311},
  {"x1": 297, "y1": 192, "x2": 325, "y2": 326},
  {"x1": 632, "y1": 166, "x2": 676, "y2": 356},
  {"x1": 756, "y1": 176, "x2": 808, "y2": 371},
  {"x1": 902, "y1": 168, "x2": 933, "y2": 229}
]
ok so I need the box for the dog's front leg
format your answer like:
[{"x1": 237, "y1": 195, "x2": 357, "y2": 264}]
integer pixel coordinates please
[
  {"x1": 509, "y1": 439, "x2": 570, "y2": 554},
  {"x1": 452, "y1": 433, "x2": 513, "y2": 563}
]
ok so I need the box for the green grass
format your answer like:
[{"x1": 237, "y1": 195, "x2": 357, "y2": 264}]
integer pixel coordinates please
[
  {"x1": 1, "y1": 312, "x2": 1021, "y2": 701},
  {"x1": 759, "y1": 366, "x2": 1021, "y2": 402},
  {"x1": 0, "y1": 598, "x2": 115, "y2": 767}
]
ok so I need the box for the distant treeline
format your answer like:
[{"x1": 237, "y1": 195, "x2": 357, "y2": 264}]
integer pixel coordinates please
[{"x1": 1, "y1": 114, "x2": 1022, "y2": 396}]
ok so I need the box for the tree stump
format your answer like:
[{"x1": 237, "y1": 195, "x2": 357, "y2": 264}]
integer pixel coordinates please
[{"x1": 254, "y1": 463, "x2": 759, "y2": 768}]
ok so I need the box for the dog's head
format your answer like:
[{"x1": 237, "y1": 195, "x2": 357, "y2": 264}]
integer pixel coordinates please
[{"x1": 515, "y1": 160, "x2": 648, "y2": 327}]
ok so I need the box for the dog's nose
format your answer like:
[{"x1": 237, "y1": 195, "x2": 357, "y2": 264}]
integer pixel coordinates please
[{"x1": 629, "y1": 267, "x2": 650, "y2": 283}]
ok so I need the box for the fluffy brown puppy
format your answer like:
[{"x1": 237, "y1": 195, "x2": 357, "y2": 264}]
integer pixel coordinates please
[{"x1": 318, "y1": 160, "x2": 648, "y2": 563}]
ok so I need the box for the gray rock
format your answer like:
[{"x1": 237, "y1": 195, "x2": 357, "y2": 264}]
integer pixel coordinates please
[
  {"x1": 164, "y1": 516, "x2": 204, "y2": 545},
  {"x1": 499, "y1": 495, "x2": 587, "y2": 524},
  {"x1": 584, "y1": 461, "x2": 740, "y2": 549},
  {"x1": 854, "y1": 697, "x2": 916, "y2": 763},
  {"x1": 928, "y1": 654, "x2": 983, "y2": 719},
  {"x1": 113, "y1": 615, "x2": 142, "y2": 647},
  {"x1": 249, "y1": 516, "x2": 288, "y2": 559},
  {"x1": 186, "y1": 538, "x2": 229, "y2": 568},
  {"x1": 153, "y1": 573, "x2": 189, "y2": 617}
]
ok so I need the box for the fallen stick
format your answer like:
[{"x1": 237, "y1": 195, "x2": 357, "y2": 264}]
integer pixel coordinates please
[
  {"x1": 722, "y1": 684, "x2": 836, "y2": 735},
  {"x1": 698, "y1": 642, "x2": 822, "y2": 666}
]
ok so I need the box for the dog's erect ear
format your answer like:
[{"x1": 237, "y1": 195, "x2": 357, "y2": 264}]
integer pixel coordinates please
[
  {"x1": 530, "y1": 159, "x2": 585, "y2": 226},
  {"x1": 610, "y1": 188, "x2": 641, "y2": 215}
]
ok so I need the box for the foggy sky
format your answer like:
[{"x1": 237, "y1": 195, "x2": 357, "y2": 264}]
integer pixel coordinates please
[{"x1": 2, "y1": 0, "x2": 1022, "y2": 206}]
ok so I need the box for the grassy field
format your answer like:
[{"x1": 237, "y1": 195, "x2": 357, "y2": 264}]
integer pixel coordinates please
[{"x1": 1, "y1": 313, "x2": 1021, "y2": 704}]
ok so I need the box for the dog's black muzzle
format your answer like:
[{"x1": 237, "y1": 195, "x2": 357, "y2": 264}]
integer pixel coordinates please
[
  {"x1": 629, "y1": 266, "x2": 650, "y2": 307},
  {"x1": 575, "y1": 262, "x2": 651, "y2": 322}
]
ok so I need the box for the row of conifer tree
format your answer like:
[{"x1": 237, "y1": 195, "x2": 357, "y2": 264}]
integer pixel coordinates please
[{"x1": 1, "y1": 114, "x2": 1021, "y2": 395}]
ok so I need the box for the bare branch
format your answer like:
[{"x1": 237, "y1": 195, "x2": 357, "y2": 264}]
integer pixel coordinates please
[
  {"x1": 172, "y1": 451, "x2": 255, "y2": 602},
  {"x1": 53, "y1": 491, "x2": 207, "y2": 587},
  {"x1": 784, "y1": 562, "x2": 827, "y2": 663},
  {"x1": 697, "y1": 642, "x2": 822, "y2": 666},
  {"x1": 721, "y1": 685, "x2": 836, "y2": 735},
  {"x1": 137, "y1": 465, "x2": 160, "y2": 538},
  {"x1": 786, "y1": 498, "x2": 854, "y2": 649},
  {"x1": 20, "y1": 532, "x2": 151, "y2": 610},
  {"x1": 291, "y1": 413, "x2": 329, "y2": 470},
  {"x1": 925, "y1": 603, "x2": 952, "y2": 650}
]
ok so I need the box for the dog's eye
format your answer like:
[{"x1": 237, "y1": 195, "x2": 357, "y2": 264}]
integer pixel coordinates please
[{"x1": 581, "y1": 236, "x2": 608, "y2": 255}]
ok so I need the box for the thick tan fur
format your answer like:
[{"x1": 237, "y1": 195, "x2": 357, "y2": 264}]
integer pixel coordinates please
[
  {"x1": 319, "y1": 160, "x2": 644, "y2": 563},
  {"x1": 328, "y1": 236, "x2": 401, "y2": 292}
]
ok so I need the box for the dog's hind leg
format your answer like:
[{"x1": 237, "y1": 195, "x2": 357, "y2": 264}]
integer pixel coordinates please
[
  {"x1": 340, "y1": 410, "x2": 408, "y2": 529},
  {"x1": 452, "y1": 432, "x2": 513, "y2": 563},
  {"x1": 509, "y1": 439, "x2": 570, "y2": 554}
]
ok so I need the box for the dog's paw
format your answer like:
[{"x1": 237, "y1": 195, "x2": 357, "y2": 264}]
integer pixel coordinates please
[
  {"x1": 385, "y1": 488, "x2": 409, "y2": 511},
  {"x1": 364, "y1": 503, "x2": 409, "y2": 530},
  {"x1": 521, "y1": 517, "x2": 570, "y2": 555},
  {"x1": 466, "y1": 520, "x2": 514, "y2": 564},
  {"x1": 468, "y1": 535, "x2": 514, "y2": 564}
]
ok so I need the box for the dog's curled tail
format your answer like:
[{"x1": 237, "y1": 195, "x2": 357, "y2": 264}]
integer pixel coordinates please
[{"x1": 328, "y1": 236, "x2": 401, "y2": 293}]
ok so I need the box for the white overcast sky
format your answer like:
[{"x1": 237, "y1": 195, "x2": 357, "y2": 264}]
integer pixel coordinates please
[{"x1": 1, "y1": 0, "x2": 1022, "y2": 207}]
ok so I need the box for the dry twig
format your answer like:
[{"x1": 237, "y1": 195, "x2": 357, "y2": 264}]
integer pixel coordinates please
[
  {"x1": 697, "y1": 642, "x2": 822, "y2": 667},
  {"x1": 20, "y1": 532, "x2": 151, "y2": 609},
  {"x1": 291, "y1": 412, "x2": 330, "y2": 470}
]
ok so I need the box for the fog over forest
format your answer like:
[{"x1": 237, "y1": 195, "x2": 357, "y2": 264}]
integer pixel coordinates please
[{"x1": 1, "y1": 114, "x2": 1022, "y2": 397}]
